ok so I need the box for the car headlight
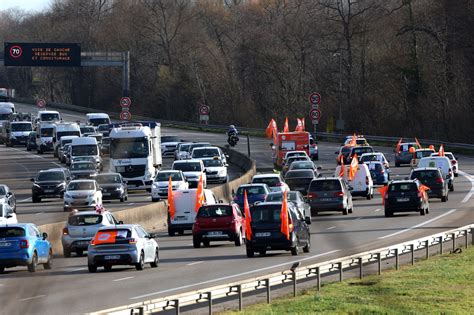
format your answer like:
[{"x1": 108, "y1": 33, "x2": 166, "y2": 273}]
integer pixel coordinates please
[
  {"x1": 152, "y1": 183, "x2": 159, "y2": 189},
  {"x1": 115, "y1": 187, "x2": 123, "y2": 191},
  {"x1": 56, "y1": 183, "x2": 66, "y2": 188}
]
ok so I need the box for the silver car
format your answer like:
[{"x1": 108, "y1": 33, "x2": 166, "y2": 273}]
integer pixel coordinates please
[
  {"x1": 87, "y1": 224, "x2": 159, "y2": 272},
  {"x1": 306, "y1": 177, "x2": 353, "y2": 216},
  {"x1": 61, "y1": 210, "x2": 122, "y2": 257}
]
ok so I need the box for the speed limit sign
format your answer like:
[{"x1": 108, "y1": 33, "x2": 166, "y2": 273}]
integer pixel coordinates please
[
  {"x1": 36, "y1": 99, "x2": 46, "y2": 109},
  {"x1": 309, "y1": 108, "x2": 321, "y2": 122}
]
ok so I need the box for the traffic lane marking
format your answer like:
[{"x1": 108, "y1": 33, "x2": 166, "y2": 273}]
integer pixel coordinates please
[
  {"x1": 186, "y1": 261, "x2": 204, "y2": 266},
  {"x1": 130, "y1": 249, "x2": 340, "y2": 300},
  {"x1": 114, "y1": 276, "x2": 135, "y2": 282},
  {"x1": 19, "y1": 295, "x2": 46, "y2": 302},
  {"x1": 327, "y1": 226, "x2": 336, "y2": 230},
  {"x1": 378, "y1": 209, "x2": 457, "y2": 240},
  {"x1": 459, "y1": 171, "x2": 474, "y2": 203}
]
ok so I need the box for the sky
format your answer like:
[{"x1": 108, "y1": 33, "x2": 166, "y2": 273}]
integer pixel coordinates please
[{"x1": 0, "y1": 0, "x2": 52, "y2": 12}]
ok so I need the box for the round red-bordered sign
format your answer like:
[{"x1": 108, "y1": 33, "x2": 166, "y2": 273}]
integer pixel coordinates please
[
  {"x1": 120, "y1": 110, "x2": 131, "y2": 121},
  {"x1": 199, "y1": 105, "x2": 210, "y2": 115},
  {"x1": 309, "y1": 92, "x2": 321, "y2": 105},
  {"x1": 309, "y1": 108, "x2": 321, "y2": 121},
  {"x1": 120, "y1": 97, "x2": 131, "y2": 107},
  {"x1": 10, "y1": 45, "x2": 23, "y2": 59},
  {"x1": 36, "y1": 99, "x2": 46, "y2": 109}
]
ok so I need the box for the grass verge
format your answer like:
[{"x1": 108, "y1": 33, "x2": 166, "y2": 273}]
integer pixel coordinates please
[{"x1": 223, "y1": 246, "x2": 474, "y2": 314}]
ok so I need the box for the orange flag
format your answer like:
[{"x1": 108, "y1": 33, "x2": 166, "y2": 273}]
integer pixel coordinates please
[
  {"x1": 339, "y1": 156, "x2": 345, "y2": 177},
  {"x1": 419, "y1": 184, "x2": 430, "y2": 201},
  {"x1": 395, "y1": 138, "x2": 403, "y2": 153},
  {"x1": 295, "y1": 118, "x2": 304, "y2": 132},
  {"x1": 283, "y1": 117, "x2": 289, "y2": 133},
  {"x1": 378, "y1": 186, "x2": 389, "y2": 205},
  {"x1": 194, "y1": 174, "x2": 204, "y2": 212},
  {"x1": 438, "y1": 145, "x2": 445, "y2": 157},
  {"x1": 349, "y1": 133, "x2": 357, "y2": 147},
  {"x1": 280, "y1": 191, "x2": 290, "y2": 240},
  {"x1": 243, "y1": 190, "x2": 252, "y2": 241},
  {"x1": 415, "y1": 137, "x2": 422, "y2": 149},
  {"x1": 168, "y1": 176, "x2": 176, "y2": 220},
  {"x1": 265, "y1": 119, "x2": 277, "y2": 139},
  {"x1": 349, "y1": 154, "x2": 359, "y2": 180},
  {"x1": 301, "y1": 118, "x2": 305, "y2": 131},
  {"x1": 93, "y1": 230, "x2": 118, "y2": 245}
]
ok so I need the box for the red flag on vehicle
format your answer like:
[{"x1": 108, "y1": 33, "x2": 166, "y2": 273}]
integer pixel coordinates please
[
  {"x1": 349, "y1": 154, "x2": 359, "y2": 180},
  {"x1": 339, "y1": 156, "x2": 345, "y2": 177},
  {"x1": 395, "y1": 138, "x2": 403, "y2": 153},
  {"x1": 283, "y1": 117, "x2": 289, "y2": 133},
  {"x1": 265, "y1": 119, "x2": 277, "y2": 139},
  {"x1": 438, "y1": 145, "x2": 445, "y2": 157},
  {"x1": 378, "y1": 186, "x2": 389, "y2": 205},
  {"x1": 415, "y1": 137, "x2": 422, "y2": 149},
  {"x1": 194, "y1": 175, "x2": 204, "y2": 212},
  {"x1": 280, "y1": 191, "x2": 290, "y2": 240},
  {"x1": 301, "y1": 118, "x2": 305, "y2": 131},
  {"x1": 243, "y1": 190, "x2": 252, "y2": 241},
  {"x1": 168, "y1": 176, "x2": 176, "y2": 220},
  {"x1": 349, "y1": 133, "x2": 357, "y2": 147},
  {"x1": 295, "y1": 118, "x2": 304, "y2": 132}
]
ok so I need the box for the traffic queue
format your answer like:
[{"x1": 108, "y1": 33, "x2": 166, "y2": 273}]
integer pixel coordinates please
[{"x1": 0, "y1": 109, "x2": 459, "y2": 273}]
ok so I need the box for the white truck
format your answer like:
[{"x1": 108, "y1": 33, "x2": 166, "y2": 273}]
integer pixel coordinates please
[
  {"x1": 86, "y1": 113, "x2": 111, "y2": 126},
  {"x1": 109, "y1": 122, "x2": 162, "y2": 190},
  {"x1": 53, "y1": 122, "x2": 81, "y2": 157},
  {"x1": 35, "y1": 122, "x2": 56, "y2": 154},
  {"x1": 2, "y1": 120, "x2": 33, "y2": 147},
  {"x1": 36, "y1": 110, "x2": 61, "y2": 124},
  {"x1": 0, "y1": 103, "x2": 15, "y2": 138}
]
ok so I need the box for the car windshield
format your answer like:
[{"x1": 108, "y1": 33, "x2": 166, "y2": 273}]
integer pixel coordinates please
[
  {"x1": 0, "y1": 186, "x2": 5, "y2": 195},
  {"x1": 68, "y1": 214, "x2": 103, "y2": 226},
  {"x1": 390, "y1": 183, "x2": 417, "y2": 192},
  {"x1": 367, "y1": 163, "x2": 383, "y2": 171},
  {"x1": 285, "y1": 170, "x2": 313, "y2": 178},
  {"x1": 0, "y1": 227, "x2": 25, "y2": 237},
  {"x1": 0, "y1": 113, "x2": 10, "y2": 120},
  {"x1": 203, "y1": 159, "x2": 224, "y2": 167},
  {"x1": 400, "y1": 143, "x2": 417, "y2": 152},
  {"x1": 361, "y1": 154, "x2": 381, "y2": 162},
  {"x1": 95, "y1": 175, "x2": 122, "y2": 184},
  {"x1": 287, "y1": 157, "x2": 308, "y2": 165},
  {"x1": 155, "y1": 172, "x2": 183, "y2": 181},
  {"x1": 287, "y1": 152, "x2": 306, "y2": 159},
  {"x1": 40, "y1": 128, "x2": 54, "y2": 137},
  {"x1": 68, "y1": 182, "x2": 95, "y2": 190},
  {"x1": 290, "y1": 162, "x2": 313, "y2": 170},
  {"x1": 97, "y1": 125, "x2": 109, "y2": 131},
  {"x1": 81, "y1": 126, "x2": 95, "y2": 133},
  {"x1": 72, "y1": 145, "x2": 98, "y2": 156},
  {"x1": 265, "y1": 192, "x2": 297, "y2": 202},
  {"x1": 416, "y1": 150, "x2": 434, "y2": 159},
  {"x1": 237, "y1": 186, "x2": 266, "y2": 196},
  {"x1": 341, "y1": 147, "x2": 351, "y2": 154},
  {"x1": 41, "y1": 113, "x2": 60, "y2": 121},
  {"x1": 309, "y1": 180, "x2": 341, "y2": 191},
  {"x1": 110, "y1": 137, "x2": 149, "y2": 159},
  {"x1": 250, "y1": 205, "x2": 283, "y2": 223},
  {"x1": 91, "y1": 119, "x2": 109, "y2": 126},
  {"x1": 61, "y1": 139, "x2": 74, "y2": 146},
  {"x1": 179, "y1": 144, "x2": 190, "y2": 151},
  {"x1": 173, "y1": 163, "x2": 201, "y2": 172},
  {"x1": 161, "y1": 136, "x2": 180, "y2": 143},
  {"x1": 37, "y1": 171, "x2": 65, "y2": 181},
  {"x1": 11, "y1": 123, "x2": 32, "y2": 131},
  {"x1": 71, "y1": 162, "x2": 95, "y2": 170},
  {"x1": 410, "y1": 171, "x2": 440, "y2": 180},
  {"x1": 193, "y1": 148, "x2": 219, "y2": 158},
  {"x1": 197, "y1": 206, "x2": 233, "y2": 217},
  {"x1": 252, "y1": 177, "x2": 281, "y2": 187},
  {"x1": 352, "y1": 147, "x2": 373, "y2": 156}
]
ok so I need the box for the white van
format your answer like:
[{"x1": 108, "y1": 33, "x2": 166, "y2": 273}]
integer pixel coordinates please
[
  {"x1": 70, "y1": 137, "x2": 102, "y2": 170},
  {"x1": 0, "y1": 102, "x2": 15, "y2": 114},
  {"x1": 168, "y1": 188, "x2": 218, "y2": 236},
  {"x1": 335, "y1": 163, "x2": 374, "y2": 199},
  {"x1": 38, "y1": 110, "x2": 61, "y2": 123},
  {"x1": 35, "y1": 122, "x2": 56, "y2": 153},
  {"x1": 53, "y1": 122, "x2": 81, "y2": 157},
  {"x1": 418, "y1": 156, "x2": 454, "y2": 191},
  {"x1": 86, "y1": 113, "x2": 110, "y2": 126}
]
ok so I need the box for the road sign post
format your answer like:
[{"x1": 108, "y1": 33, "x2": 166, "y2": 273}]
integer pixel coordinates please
[
  {"x1": 308, "y1": 92, "x2": 322, "y2": 136},
  {"x1": 199, "y1": 104, "x2": 210, "y2": 125}
]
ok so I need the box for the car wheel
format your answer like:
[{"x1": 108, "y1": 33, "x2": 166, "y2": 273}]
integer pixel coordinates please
[
  {"x1": 203, "y1": 240, "x2": 210, "y2": 247},
  {"x1": 384, "y1": 210, "x2": 392, "y2": 217},
  {"x1": 28, "y1": 252, "x2": 38, "y2": 272},
  {"x1": 63, "y1": 247, "x2": 71, "y2": 258},
  {"x1": 27, "y1": 146, "x2": 31, "y2": 151},
  {"x1": 193, "y1": 237, "x2": 201, "y2": 248},
  {"x1": 32, "y1": 196, "x2": 40, "y2": 203},
  {"x1": 454, "y1": 172, "x2": 458, "y2": 177},
  {"x1": 291, "y1": 244, "x2": 299, "y2": 256},
  {"x1": 135, "y1": 251, "x2": 145, "y2": 271},
  {"x1": 366, "y1": 193, "x2": 371, "y2": 200},
  {"x1": 76, "y1": 250, "x2": 83, "y2": 257},
  {"x1": 259, "y1": 250, "x2": 266, "y2": 256},
  {"x1": 168, "y1": 229, "x2": 175, "y2": 237},
  {"x1": 120, "y1": 196, "x2": 125, "y2": 202},
  {"x1": 426, "y1": 205, "x2": 430, "y2": 214},
  {"x1": 246, "y1": 248, "x2": 255, "y2": 258},
  {"x1": 342, "y1": 207, "x2": 348, "y2": 215},
  {"x1": 395, "y1": 162, "x2": 400, "y2": 167},
  {"x1": 104, "y1": 265, "x2": 112, "y2": 272},
  {"x1": 88, "y1": 264, "x2": 97, "y2": 273},
  {"x1": 150, "y1": 249, "x2": 159, "y2": 268},
  {"x1": 303, "y1": 238, "x2": 311, "y2": 253},
  {"x1": 151, "y1": 198, "x2": 159, "y2": 202},
  {"x1": 234, "y1": 229, "x2": 243, "y2": 247},
  {"x1": 44, "y1": 250, "x2": 53, "y2": 270}
]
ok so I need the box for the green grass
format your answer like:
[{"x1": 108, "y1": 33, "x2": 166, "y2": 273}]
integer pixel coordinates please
[{"x1": 223, "y1": 246, "x2": 474, "y2": 314}]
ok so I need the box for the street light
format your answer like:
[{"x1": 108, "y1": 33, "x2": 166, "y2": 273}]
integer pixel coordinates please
[{"x1": 333, "y1": 52, "x2": 343, "y2": 131}]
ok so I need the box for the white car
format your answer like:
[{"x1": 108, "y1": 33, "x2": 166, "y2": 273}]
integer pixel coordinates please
[
  {"x1": 283, "y1": 151, "x2": 309, "y2": 164},
  {"x1": 174, "y1": 142, "x2": 193, "y2": 160},
  {"x1": 151, "y1": 170, "x2": 189, "y2": 202},
  {"x1": 63, "y1": 179, "x2": 103, "y2": 212},
  {"x1": 251, "y1": 173, "x2": 289, "y2": 193},
  {"x1": 0, "y1": 203, "x2": 17, "y2": 225},
  {"x1": 431, "y1": 152, "x2": 459, "y2": 177},
  {"x1": 172, "y1": 159, "x2": 207, "y2": 189},
  {"x1": 202, "y1": 157, "x2": 228, "y2": 183},
  {"x1": 191, "y1": 146, "x2": 228, "y2": 165}
]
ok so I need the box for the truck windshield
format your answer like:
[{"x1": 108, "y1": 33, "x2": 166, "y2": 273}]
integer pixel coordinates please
[
  {"x1": 110, "y1": 138, "x2": 149, "y2": 159},
  {"x1": 57, "y1": 131, "x2": 80, "y2": 140},
  {"x1": 11, "y1": 124, "x2": 32, "y2": 131},
  {"x1": 72, "y1": 145, "x2": 98, "y2": 156},
  {"x1": 0, "y1": 113, "x2": 10, "y2": 120},
  {"x1": 40, "y1": 128, "x2": 54, "y2": 137},
  {"x1": 90, "y1": 118, "x2": 109, "y2": 126},
  {"x1": 41, "y1": 113, "x2": 60, "y2": 121}
]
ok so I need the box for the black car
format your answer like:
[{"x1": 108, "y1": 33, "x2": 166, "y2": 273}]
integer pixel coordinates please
[
  {"x1": 265, "y1": 191, "x2": 311, "y2": 221},
  {"x1": 0, "y1": 184, "x2": 16, "y2": 212},
  {"x1": 101, "y1": 137, "x2": 110, "y2": 155},
  {"x1": 284, "y1": 170, "x2": 317, "y2": 195},
  {"x1": 97, "y1": 124, "x2": 111, "y2": 137},
  {"x1": 384, "y1": 179, "x2": 429, "y2": 217},
  {"x1": 409, "y1": 167, "x2": 448, "y2": 202},
  {"x1": 94, "y1": 173, "x2": 128, "y2": 202},
  {"x1": 31, "y1": 168, "x2": 71, "y2": 202},
  {"x1": 26, "y1": 131, "x2": 37, "y2": 151},
  {"x1": 70, "y1": 161, "x2": 98, "y2": 179},
  {"x1": 347, "y1": 146, "x2": 374, "y2": 164},
  {"x1": 246, "y1": 202, "x2": 311, "y2": 257}
]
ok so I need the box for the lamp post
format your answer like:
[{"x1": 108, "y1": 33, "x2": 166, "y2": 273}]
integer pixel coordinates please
[{"x1": 333, "y1": 52, "x2": 343, "y2": 131}]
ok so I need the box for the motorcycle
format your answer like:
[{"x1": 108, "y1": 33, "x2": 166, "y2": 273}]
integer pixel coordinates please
[{"x1": 227, "y1": 133, "x2": 239, "y2": 147}]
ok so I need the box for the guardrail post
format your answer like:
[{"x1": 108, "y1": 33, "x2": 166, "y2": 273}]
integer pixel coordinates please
[
  {"x1": 246, "y1": 134, "x2": 251, "y2": 157},
  {"x1": 316, "y1": 267, "x2": 321, "y2": 291},
  {"x1": 411, "y1": 244, "x2": 415, "y2": 265},
  {"x1": 395, "y1": 248, "x2": 399, "y2": 270},
  {"x1": 439, "y1": 236, "x2": 443, "y2": 254},
  {"x1": 131, "y1": 307, "x2": 144, "y2": 315},
  {"x1": 465, "y1": 230, "x2": 469, "y2": 248},
  {"x1": 207, "y1": 292, "x2": 212, "y2": 315},
  {"x1": 377, "y1": 253, "x2": 381, "y2": 275},
  {"x1": 338, "y1": 262, "x2": 343, "y2": 282},
  {"x1": 358, "y1": 257, "x2": 363, "y2": 279},
  {"x1": 471, "y1": 228, "x2": 474, "y2": 246},
  {"x1": 451, "y1": 233, "x2": 456, "y2": 252},
  {"x1": 174, "y1": 300, "x2": 180, "y2": 315},
  {"x1": 238, "y1": 284, "x2": 243, "y2": 311},
  {"x1": 425, "y1": 240, "x2": 429, "y2": 260},
  {"x1": 292, "y1": 270, "x2": 297, "y2": 297},
  {"x1": 265, "y1": 279, "x2": 271, "y2": 304}
]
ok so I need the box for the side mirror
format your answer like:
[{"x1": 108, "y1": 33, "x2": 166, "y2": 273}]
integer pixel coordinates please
[
  {"x1": 224, "y1": 164, "x2": 229, "y2": 167},
  {"x1": 303, "y1": 197, "x2": 309, "y2": 203},
  {"x1": 30, "y1": 178, "x2": 35, "y2": 182},
  {"x1": 225, "y1": 154, "x2": 229, "y2": 158},
  {"x1": 317, "y1": 174, "x2": 323, "y2": 178},
  {"x1": 203, "y1": 169, "x2": 207, "y2": 173},
  {"x1": 348, "y1": 185, "x2": 354, "y2": 191},
  {"x1": 42, "y1": 232, "x2": 48, "y2": 240},
  {"x1": 305, "y1": 216, "x2": 312, "y2": 225},
  {"x1": 387, "y1": 160, "x2": 391, "y2": 163},
  {"x1": 316, "y1": 166, "x2": 322, "y2": 170},
  {"x1": 6, "y1": 213, "x2": 13, "y2": 219},
  {"x1": 149, "y1": 232, "x2": 158, "y2": 238}
]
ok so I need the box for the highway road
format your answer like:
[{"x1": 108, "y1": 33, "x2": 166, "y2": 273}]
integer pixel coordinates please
[{"x1": 0, "y1": 103, "x2": 473, "y2": 314}]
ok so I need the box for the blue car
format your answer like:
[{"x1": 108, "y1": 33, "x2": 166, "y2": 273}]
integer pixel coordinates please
[
  {"x1": 0, "y1": 223, "x2": 52, "y2": 273},
  {"x1": 365, "y1": 161, "x2": 389, "y2": 186},
  {"x1": 232, "y1": 184, "x2": 271, "y2": 209}
]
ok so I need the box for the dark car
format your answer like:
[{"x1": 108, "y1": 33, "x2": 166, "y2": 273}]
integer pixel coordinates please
[
  {"x1": 335, "y1": 146, "x2": 352, "y2": 165},
  {"x1": 101, "y1": 137, "x2": 110, "y2": 155},
  {"x1": 192, "y1": 204, "x2": 245, "y2": 248},
  {"x1": 366, "y1": 161, "x2": 389, "y2": 186},
  {"x1": 384, "y1": 179, "x2": 429, "y2": 217},
  {"x1": 97, "y1": 124, "x2": 111, "y2": 137},
  {"x1": 70, "y1": 161, "x2": 98, "y2": 179},
  {"x1": 287, "y1": 160, "x2": 319, "y2": 175},
  {"x1": 245, "y1": 202, "x2": 311, "y2": 257},
  {"x1": 409, "y1": 167, "x2": 448, "y2": 202},
  {"x1": 306, "y1": 178, "x2": 353, "y2": 216},
  {"x1": 94, "y1": 173, "x2": 128, "y2": 202},
  {"x1": 284, "y1": 170, "x2": 317, "y2": 195},
  {"x1": 232, "y1": 184, "x2": 271, "y2": 209},
  {"x1": 0, "y1": 184, "x2": 16, "y2": 212},
  {"x1": 347, "y1": 146, "x2": 374, "y2": 164},
  {"x1": 31, "y1": 168, "x2": 71, "y2": 203},
  {"x1": 26, "y1": 131, "x2": 38, "y2": 151},
  {"x1": 265, "y1": 191, "x2": 311, "y2": 221},
  {"x1": 394, "y1": 142, "x2": 419, "y2": 166}
]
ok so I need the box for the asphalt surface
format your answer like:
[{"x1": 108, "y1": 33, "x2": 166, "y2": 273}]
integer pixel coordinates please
[{"x1": 0, "y1": 103, "x2": 473, "y2": 314}]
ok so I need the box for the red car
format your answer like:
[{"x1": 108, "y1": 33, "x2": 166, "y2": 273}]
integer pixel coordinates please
[{"x1": 192, "y1": 204, "x2": 245, "y2": 248}]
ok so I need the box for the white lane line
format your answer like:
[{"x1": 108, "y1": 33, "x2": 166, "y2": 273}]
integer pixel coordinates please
[
  {"x1": 130, "y1": 249, "x2": 340, "y2": 300},
  {"x1": 186, "y1": 261, "x2": 204, "y2": 266},
  {"x1": 459, "y1": 171, "x2": 474, "y2": 203},
  {"x1": 354, "y1": 217, "x2": 362, "y2": 221},
  {"x1": 114, "y1": 276, "x2": 134, "y2": 282},
  {"x1": 128, "y1": 203, "x2": 135, "y2": 206},
  {"x1": 71, "y1": 267, "x2": 87, "y2": 272},
  {"x1": 378, "y1": 209, "x2": 457, "y2": 240},
  {"x1": 18, "y1": 197, "x2": 32, "y2": 203},
  {"x1": 19, "y1": 295, "x2": 46, "y2": 302},
  {"x1": 327, "y1": 226, "x2": 336, "y2": 230},
  {"x1": 35, "y1": 212, "x2": 44, "y2": 215},
  {"x1": 374, "y1": 208, "x2": 381, "y2": 212}
]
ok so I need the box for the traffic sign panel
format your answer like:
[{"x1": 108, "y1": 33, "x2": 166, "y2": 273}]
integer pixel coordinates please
[
  {"x1": 120, "y1": 110, "x2": 131, "y2": 121},
  {"x1": 36, "y1": 99, "x2": 46, "y2": 108},
  {"x1": 120, "y1": 97, "x2": 131, "y2": 107},
  {"x1": 309, "y1": 92, "x2": 321, "y2": 105},
  {"x1": 199, "y1": 105, "x2": 210, "y2": 115},
  {"x1": 309, "y1": 108, "x2": 321, "y2": 121}
]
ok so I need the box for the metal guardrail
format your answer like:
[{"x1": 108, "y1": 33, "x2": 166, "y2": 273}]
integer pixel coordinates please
[{"x1": 90, "y1": 224, "x2": 474, "y2": 315}]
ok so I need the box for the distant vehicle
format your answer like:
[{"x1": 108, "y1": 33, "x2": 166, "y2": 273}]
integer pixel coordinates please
[
  {"x1": 87, "y1": 224, "x2": 159, "y2": 272},
  {"x1": 174, "y1": 142, "x2": 192, "y2": 160},
  {"x1": 417, "y1": 156, "x2": 454, "y2": 191},
  {"x1": 0, "y1": 104, "x2": 15, "y2": 135},
  {"x1": 70, "y1": 137, "x2": 102, "y2": 170},
  {"x1": 63, "y1": 179, "x2": 103, "y2": 212},
  {"x1": 55, "y1": 135, "x2": 79, "y2": 161},
  {"x1": 0, "y1": 223, "x2": 52, "y2": 273},
  {"x1": 100, "y1": 137, "x2": 111, "y2": 156},
  {"x1": 251, "y1": 174, "x2": 289, "y2": 193},
  {"x1": 0, "y1": 203, "x2": 17, "y2": 225},
  {"x1": 384, "y1": 180, "x2": 429, "y2": 217},
  {"x1": 192, "y1": 204, "x2": 245, "y2": 248},
  {"x1": 201, "y1": 157, "x2": 228, "y2": 184},
  {"x1": 410, "y1": 149, "x2": 435, "y2": 169},
  {"x1": 86, "y1": 113, "x2": 111, "y2": 127},
  {"x1": 171, "y1": 159, "x2": 207, "y2": 188},
  {"x1": 87, "y1": 133, "x2": 103, "y2": 145},
  {"x1": 31, "y1": 168, "x2": 71, "y2": 203},
  {"x1": 37, "y1": 110, "x2": 61, "y2": 123},
  {"x1": 287, "y1": 160, "x2": 319, "y2": 176},
  {"x1": 335, "y1": 163, "x2": 374, "y2": 199},
  {"x1": 343, "y1": 136, "x2": 368, "y2": 146},
  {"x1": 35, "y1": 122, "x2": 56, "y2": 154},
  {"x1": 335, "y1": 146, "x2": 352, "y2": 164},
  {"x1": 52, "y1": 122, "x2": 81, "y2": 157},
  {"x1": 94, "y1": 173, "x2": 128, "y2": 202},
  {"x1": 96, "y1": 124, "x2": 111, "y2": 137},
  {"x1": 70, "y1": 161, "x2": 99, "y2": 179},
  {"x1": 2, "y1": 121, "x2": 33, "y2": 147},
  {"x1": 161, "y1": 135, "x2": 182, "y2": 157},
  {"x1": 79, "y1": 125, "x2": 96, "y2": 136},
  {"x1": 283, "y1": 151, "x2": 309, "y2": 165},
  {"x1": 273, "y1": 132, "x2": 311, "y2": 169},
  {"x1": 431, "y1": 152, "x2": 459, "y2": 177},
  {"x1": 359, "y1": 152, "x2": 390, "y2": 169},
  {"x1": 309, "y1": 136, "x2": 318, "y2": 160},
  {"x1": 191, "y1": 146, "x2": 228, "y2": 164},
  {"x1": 59, "y1": 143, "x2": 72, "y2": 163},
  {"x1": 245, "y1": 202, "x2": 311, "y2": 257},
  {"x1": 282, "y1": 156, "x2": 312, "y2": 175},
  {"x1": 232, "y1": 184, "x2": 271, "y2": 209},
  {"x1": 187, "y1": 142, "x2": 212, "y2": 157},
  {"x1": 307, "y1": 177, "x2": 353, "y2": 216},
  {"x1": 0, "y1": 184, "x2": 16, "y2": 212},
  {"x1": 151, "y1": 170, "x2": 188, "y2": 202},
  {"x1": 284, "y1": 170, "x2": 317, "y2": 195},
  {"x1": 265, "y1": 191, "x2": 311, "y2": 219},
  {"x1": 346, "y1": 146, "x2": 374, "y2": 164},
  {"x1": 410, "y1": 167, "x2": 448, "y2": 202},
  {"x1": 365, "y1": 161, "x2": 389, "y2": 186},
  {"x1": 394, "y1": 142, "x2": 420, "y2": 167},
  {"x1": 26, "y1": 131, "x2": 37, "y2": 151},
  {"x1": 62, "y1": 209, "x2": 122, "y2": 257}
]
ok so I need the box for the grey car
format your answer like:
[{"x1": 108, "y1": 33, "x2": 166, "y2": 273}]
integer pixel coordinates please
[
  {"x1": 94, "y1": 173, "x2": 128, "y2": 202},
  {"x1": 306, "y1": 177, "x2": 353, "y2": 216},
  {"x1": 0, "y1": 184, "x2": 16, "y2": 213},
  {"x1": 70, "y1": 161, "x2": 98, "y2": 179},
  {"x1": 87, "y1": 224, "x2": 159, "y2": 272},
  {"x1": 284, "y1": 170, "x2": 318, "y2": 196}
]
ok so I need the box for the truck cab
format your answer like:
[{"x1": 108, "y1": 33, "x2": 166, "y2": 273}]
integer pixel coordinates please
[
  {"x1": 86, "y1": 113, "x2": 110, "y2": 126},
  {"x1": 35, "y1": 122, "x2": 56, "y2": 154},
  {"x1": 70, "y1": 137, "x2": 102, "y2": 170}
]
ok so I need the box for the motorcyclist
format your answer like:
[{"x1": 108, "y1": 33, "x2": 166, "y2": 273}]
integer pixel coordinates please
[{"x1": 227, "y1": 125, "x2": 239, "y2": 145}]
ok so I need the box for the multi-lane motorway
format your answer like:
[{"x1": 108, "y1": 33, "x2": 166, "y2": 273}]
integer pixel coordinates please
[{"x1": 0, "y1": 103, "x2": 473, "y2": 314}]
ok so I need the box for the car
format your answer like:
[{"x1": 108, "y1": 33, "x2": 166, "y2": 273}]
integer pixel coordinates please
[
  {"x1": 96, "y1": 124, "x2": 111, "y2": 137},
  {"x1": 232, "y1": 184, "x2": 271, "y2": 209},
  {"x1": 174, "y1": 142, "x2": 193, "y2": 160},
  {"x1": 80, "y1": 125, "x2": 96, "y2": 136},
  {"x1": 63, "y1": 179, "x2": 103, "y2": 212},
  {"x1": 61, "y1": 209, "x2": 123, "y2": 257},
  {"x1": 171, "y1": 159, "x2": 207, "y2": 188},
  {"x1": 306, "y1": 177, "x2": 353, "y2": 216},
  {"x1": 192, "y1": 203, "x2": 245, "y2": 248},
  {"x1": 26, "y1": 131, "x2": 37, "y2": 151},
  {"x1": 394, "y1": 142, "x2": 420, "y2": 166},
  {"x1": 94, "y1": 173, "x2": 128, "y2": 202},
  {"x1": 265, "y1": 191, "x2": 311, "y2": 219},
  {"x1": 64, "y1": 144, "x2": 73, "y2": 166},
  {"x1": 335, "y1": 163, "x2": 374, "y2": 199},
  {"x1": 366, "y1": 161, "x2": 389, "y2": 186},
  {"x1": 335, "y1": 146, "x2": 352, "y2": 164},
  {"x1": 0, "y1": 184, "x2": 16, "y2": 212},
  {"x1": 287, "y1": 160, "x2": 319, "y2": 175},
  {"x1": 251, "y1": 173, "x2": 289, "y2": 193},
  {"x1": 410, "y1": 149, "x2": 435, "y2": 169},
  {"x1": 283, "y1": 170, "x2": 317, "y2": 195},
  {"x1": 409, "y1": 167, "x2": 448, "y2": 202},
  {"x1": 245, "y1": 201, "x2": 311, "y2": 257},
  {"x1": 309, "y1": 136, "x2": 318, "y2": 160},
  {"x1": 151, "y1": 170, "x2": 189, "y2": 201},
  {"x1": 346, "y1": 146, "x2": 374, "y2": 164},
  {"x1": 283, "y1": 151, "x2": 309, "y2": 165},
  {"x1": 187, "y1": 142, "x2": 212, "y2": 157},
  {"x1": 100, "y1": 137, "x2": 111, "y2": 155},
  {"x1": 0, "y1": 203, "x2": 17, "y2": 225},
  {"x1": 87, "y1": 133, "x2": 103, "y2": 145},
  {"x1": 417, "y1": 156, "x2": 454, "y2": 191},
  {"x1": 431, "y1": 152, "x2": 459, "y2": 177},
  {"x1": 0, "y1": 223, "x2": 52, "y2": 273},
  {"x1": 59, "y1": 143, "x2": 72, "y2": 163},
  {"x1": 360, "y1": 152, "x2": 390, "y2": 170},
  {"x1": 31, "y1": 168, "x2": 71, "y2": 203},
  {"x1": 283, "y1": 156, "x2": 312, "y2": 175},
  {"x1": 161, "y1": 135, "x2": 182, "y2": 157},
  {"x1": 343, "y1": 136, "x2": 369, "y2": 146},
  {"x1": 87, "y1": 224, "x2": 159, "y2": 272},
  {"x1": 70, "y1": 161, "x2": 99, "y2": 179},
  {"x1": 191, "y1": 146, "x2": 228, "y2": 164},
  {"x1": 384, "y1": 179, "x2": 429, "y2": 217},
  {"x1": 202, "y1": 157, "x2": 228, "y2": 183}
]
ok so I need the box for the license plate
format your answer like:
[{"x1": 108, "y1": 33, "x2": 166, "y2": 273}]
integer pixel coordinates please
[
  {"x1": 77, "y1": 241, "x2": 90, "y2": 245},
  {"x1": 173, "y1": 216, "x2": 186, "y2": 221},
  {"x1": 104, "y1": 255, "x2": 120, "y2": 260},
  {"x1": 103, "y1": 193, "x2": 111, "y2": 196},
  {"x1": 0, "y1": 242, "x2": 11, "y2": 247},
  {"x1": 208, "y1": 231, "x2": 223, "y2": 236},
  {"x1": 397, "y1": 197, "x2": 410, "y2": 202},
  {"x1": 44, "y1": 189, "x2": 54, "y2": 193},
  {"x1": 255, "y1": 232, "x2": 271, "y2": 237},
  {"x1": 320, "y1": 198, "x2": 332, "y2": 201}
]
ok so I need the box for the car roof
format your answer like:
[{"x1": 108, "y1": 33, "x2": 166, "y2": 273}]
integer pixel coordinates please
[
  {"x1": 99, "y1": 224, "x2": 137, "y2": 230},
  {"x1": 412, "y1": 167, "x2": 440, "y2": 172},
  {"x1": 312, "y1": 177, "x2": 341, "y2": 182},
  {"x1": 70, "y1": 210, "x2": 110, "y2": 216},
  {"x1": 253, "y1": 173, "x2": 280, "y2": 179},
  {"x1": 0, "y1": 223, "x2": 31, "y2": 229},
  {"x1": 365, "y1": 161, "x2": 383, "y2": 164},
  {"x1": 390, "y1": 179, "x2": 418, "y2": 184},
  {"x1": 69, "y1": 179, "x2": 96, "y2": 183},
  {"x1": 193, "y1": 146, "x2": 219, "y2": 150},
  {"x1": 39, "y1": 168, "x2": 66, "y2": 173},
  {"x1": 173, "y1": 159, "x2": 202, "y2": 164},
  {"x1": 239, "y1": 183, "x2": 268, "y2": 188},
  {"x1": 95, "y1": 172, "x2": 121, "y2": 176}
]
